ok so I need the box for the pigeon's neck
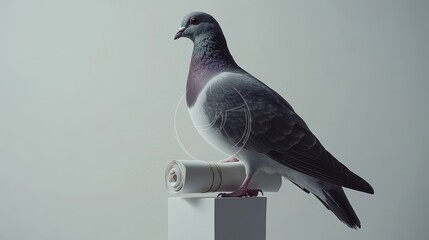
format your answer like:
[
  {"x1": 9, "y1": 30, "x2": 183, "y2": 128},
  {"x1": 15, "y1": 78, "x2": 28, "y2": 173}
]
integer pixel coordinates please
[
  {"x1": 186, "y1": 33, "x2": 239, "y2": 107},
  {"x1": 191, "y1": 33, "x2": 236, "y2": 71}
]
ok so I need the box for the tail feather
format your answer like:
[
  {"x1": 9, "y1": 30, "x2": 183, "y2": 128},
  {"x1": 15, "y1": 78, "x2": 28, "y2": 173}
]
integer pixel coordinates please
[{"x1": 316, "y1": 187, "x2": 361, "y2": 229}]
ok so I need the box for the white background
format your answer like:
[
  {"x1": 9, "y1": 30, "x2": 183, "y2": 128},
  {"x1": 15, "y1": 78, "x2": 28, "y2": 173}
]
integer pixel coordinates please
[{"x1": 1, "y1": 0, "x2": 428, "y2": 239}]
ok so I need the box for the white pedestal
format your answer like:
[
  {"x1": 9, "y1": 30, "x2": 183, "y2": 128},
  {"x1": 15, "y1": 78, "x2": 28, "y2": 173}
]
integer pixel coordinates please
[{"x1": 168, "y1": 197, "x2": 266, "y2": 240}]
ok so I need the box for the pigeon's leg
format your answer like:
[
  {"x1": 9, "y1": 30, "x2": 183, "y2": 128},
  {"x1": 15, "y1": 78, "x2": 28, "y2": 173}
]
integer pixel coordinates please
[{"x1": 217, "y1": 176, "x2": 263, "y2": 197}]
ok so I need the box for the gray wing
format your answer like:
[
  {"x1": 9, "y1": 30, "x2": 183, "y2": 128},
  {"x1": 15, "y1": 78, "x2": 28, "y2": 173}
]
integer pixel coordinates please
[{"x1": 203, "y1": 73, "x2": 374, "y2": 194}]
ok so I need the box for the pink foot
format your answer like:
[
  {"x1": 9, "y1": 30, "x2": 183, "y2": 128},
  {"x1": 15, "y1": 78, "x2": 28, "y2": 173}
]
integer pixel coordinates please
[{"x1": 217, "y1": 189, "x2": 263, "y2": 198}]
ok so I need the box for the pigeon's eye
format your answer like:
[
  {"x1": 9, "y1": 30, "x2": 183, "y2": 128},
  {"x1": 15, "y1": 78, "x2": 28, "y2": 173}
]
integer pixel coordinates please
[{"x1": 190, "y1": 17, "x2": 198, "y2": 25}]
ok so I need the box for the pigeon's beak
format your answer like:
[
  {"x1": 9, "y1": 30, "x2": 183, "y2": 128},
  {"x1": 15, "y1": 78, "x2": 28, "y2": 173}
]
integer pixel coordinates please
[{"x1": 174, "y1": 27, "x2": 186, "y2": 40}]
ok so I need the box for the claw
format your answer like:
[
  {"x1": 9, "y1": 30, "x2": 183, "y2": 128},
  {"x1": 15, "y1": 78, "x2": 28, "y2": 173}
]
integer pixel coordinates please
[
  {"x1": 217, "y1": 189, "x2": 263, "y2": 198},
  {"x1": 217, "y1": 176, "x2": 262, "y2": 198},
  {"x1": 247, "y1": 189, "x2": 263, "y2": 197}
]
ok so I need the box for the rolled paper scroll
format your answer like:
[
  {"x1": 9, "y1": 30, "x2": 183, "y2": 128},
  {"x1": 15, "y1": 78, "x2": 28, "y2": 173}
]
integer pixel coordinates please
[{"x1": 165, "y1": 160, "x2": 282, "y2": 194}]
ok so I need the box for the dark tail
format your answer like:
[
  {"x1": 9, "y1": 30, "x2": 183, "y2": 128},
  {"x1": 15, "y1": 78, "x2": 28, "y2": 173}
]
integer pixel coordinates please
[{"x1": 315, "y1": 187, "x2": 361, "y2": 229}]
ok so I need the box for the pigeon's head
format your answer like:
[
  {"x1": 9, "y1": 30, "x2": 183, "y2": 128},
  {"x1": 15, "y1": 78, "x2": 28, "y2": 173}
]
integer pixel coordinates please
[{"x1": 174, "y1": 12, "x2": 223, "y2": 41}]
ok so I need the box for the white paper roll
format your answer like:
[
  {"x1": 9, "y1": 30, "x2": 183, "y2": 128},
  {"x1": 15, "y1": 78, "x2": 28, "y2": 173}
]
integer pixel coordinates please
[{"x1": 165, "y1": 160, "x2": 282, "y2": 194}]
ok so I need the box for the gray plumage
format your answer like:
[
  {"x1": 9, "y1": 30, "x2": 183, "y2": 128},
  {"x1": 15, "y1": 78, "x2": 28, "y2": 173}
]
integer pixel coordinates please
[{"x1": 174, "y1": 12, "x2": 374, "y2": 229}]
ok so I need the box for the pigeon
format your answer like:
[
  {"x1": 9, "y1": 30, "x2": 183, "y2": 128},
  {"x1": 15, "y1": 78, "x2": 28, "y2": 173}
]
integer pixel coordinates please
[{"x1": 174, "y1": 12, "x2": 374, "y2": 229}]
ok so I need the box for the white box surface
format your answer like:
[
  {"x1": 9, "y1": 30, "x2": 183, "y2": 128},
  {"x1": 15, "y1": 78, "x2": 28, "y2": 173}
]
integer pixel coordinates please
[{"x1": 168, "y1": 197, "x2": 266, "y2": 240}]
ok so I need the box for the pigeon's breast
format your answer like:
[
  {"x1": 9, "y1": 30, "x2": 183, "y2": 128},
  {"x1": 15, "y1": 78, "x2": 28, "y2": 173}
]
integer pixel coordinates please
[{"x1": 188, "y1": 73, "x2": 236, "y2": 156}]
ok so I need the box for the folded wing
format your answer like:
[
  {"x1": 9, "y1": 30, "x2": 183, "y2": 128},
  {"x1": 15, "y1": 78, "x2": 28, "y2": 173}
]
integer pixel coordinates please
[{"x1": 203, "y1": 73, "x2": 374, "y2": 194}]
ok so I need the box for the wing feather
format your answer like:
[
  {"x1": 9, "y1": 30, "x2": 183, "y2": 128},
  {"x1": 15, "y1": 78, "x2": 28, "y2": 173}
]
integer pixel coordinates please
[{"x1": 203, "y1": 73, "x2": 374, "y2": 194}]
